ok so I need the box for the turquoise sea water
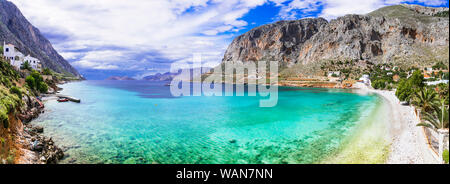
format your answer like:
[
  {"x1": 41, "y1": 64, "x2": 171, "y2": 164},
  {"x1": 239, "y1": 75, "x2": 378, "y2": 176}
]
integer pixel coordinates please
[{"x1": 31, "y1": 81, "x2": 383, "y2": 164}]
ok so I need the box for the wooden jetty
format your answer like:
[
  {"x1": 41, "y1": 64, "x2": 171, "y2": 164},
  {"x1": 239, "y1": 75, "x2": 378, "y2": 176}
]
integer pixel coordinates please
[{"x1": 56, "y1": 95, "x2": 81, "y2": 103}]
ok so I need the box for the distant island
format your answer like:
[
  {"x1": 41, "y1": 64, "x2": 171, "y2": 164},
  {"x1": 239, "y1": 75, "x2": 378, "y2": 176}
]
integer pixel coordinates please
[{"x1": 106, "y1": 76, "x2": 136, "y2": 81}]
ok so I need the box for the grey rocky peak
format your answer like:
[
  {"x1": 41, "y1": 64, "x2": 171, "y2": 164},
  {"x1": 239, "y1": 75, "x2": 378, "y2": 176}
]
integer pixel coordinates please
[
  {"x1": 222, "y1": 18, "x2": 328, "y2": 67},
  {"x1": 222, "y1": 5, "x2": 449, "y2": 73}
]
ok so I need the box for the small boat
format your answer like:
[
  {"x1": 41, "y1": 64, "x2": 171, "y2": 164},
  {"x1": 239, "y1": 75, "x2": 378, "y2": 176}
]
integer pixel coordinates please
[
  {"x1": 57, "y1": 98, "x2": 69, "y2": 102},
  {"x1": 164, "y1": 83, "x2": 172, "y2": 86}
]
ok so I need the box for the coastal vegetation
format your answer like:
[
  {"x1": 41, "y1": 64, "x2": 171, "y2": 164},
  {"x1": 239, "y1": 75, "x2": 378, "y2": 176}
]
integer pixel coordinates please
[
  {"x1": 0, "y1": 56, "x2": 58, "y2": 163},
  {"x1": 417, "y1": 99, "x2": 449, "y2": 130},
  {"x1": 444, "y1": 149, "x2": 449, "y2": 164},
  {"x1": 434, "y1": 10, "x2": 449, "y2": 17},
  {"x1": 25, "y1": 70, "x2": 48, "y2": 94}
]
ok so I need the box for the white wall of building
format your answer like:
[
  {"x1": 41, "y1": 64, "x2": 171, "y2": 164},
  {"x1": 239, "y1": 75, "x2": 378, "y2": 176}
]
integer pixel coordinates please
[{"x1": 3, "y1": 42, "x2": 41, "y2": 71}]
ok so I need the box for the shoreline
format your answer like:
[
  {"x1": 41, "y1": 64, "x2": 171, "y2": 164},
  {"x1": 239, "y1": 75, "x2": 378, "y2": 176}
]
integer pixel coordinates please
[
  {"x1": 14, "y1": 83, "x2": 71, "y2": 164},
  {"x1": 354, "y1": 83, "x2": 440, "y2": 164}
]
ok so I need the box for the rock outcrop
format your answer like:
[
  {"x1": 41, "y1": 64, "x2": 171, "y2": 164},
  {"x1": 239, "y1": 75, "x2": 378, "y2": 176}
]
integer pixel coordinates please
[
  {"x1": 222, "y1": 18, "x2": 328, "y2": 67},
  {"x1": 222, "y1": 4, "x2": 449, "y2": 72},
  {"x1": 0, "y1": 0, "x2": 81, "y2": 77}
]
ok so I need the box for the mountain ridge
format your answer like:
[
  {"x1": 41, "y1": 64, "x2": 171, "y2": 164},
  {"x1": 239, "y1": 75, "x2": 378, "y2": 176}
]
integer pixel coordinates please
[
  {"x1": 221, "y1": 4, "x2": 449, "y2": 76},
  {"x1": 0, "y1": 0, "x2": 81, "y2": 77}
]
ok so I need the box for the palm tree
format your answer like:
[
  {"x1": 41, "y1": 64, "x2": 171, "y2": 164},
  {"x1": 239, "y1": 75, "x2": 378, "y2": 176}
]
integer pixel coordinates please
[
  {"x1": 417, "y1": 99, "x2": 449, "y2": 130},
  {"x1": 411, "y1": 87, "x2": 439, "y2": 113},
  {"x1": 21, "y1": 61, "x2": 31, "y2": 70}
]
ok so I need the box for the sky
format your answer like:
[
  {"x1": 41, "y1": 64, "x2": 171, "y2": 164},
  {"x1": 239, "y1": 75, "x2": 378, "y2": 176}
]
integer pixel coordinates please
[{"x1": 10, "y1": 0, "x2": 450, "y2": 80}]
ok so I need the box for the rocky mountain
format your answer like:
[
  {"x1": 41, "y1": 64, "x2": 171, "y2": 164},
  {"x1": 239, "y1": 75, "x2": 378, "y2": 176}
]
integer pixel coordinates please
[
  {"x1": 222, "y1": 4, "x2": 449, "y2": 75},
  {"x1": 106, "y1": 76, "x2": 136, "y2": 81},
  {"x1": 0, "y1": 0, "x2": 81, "y2": 77}
]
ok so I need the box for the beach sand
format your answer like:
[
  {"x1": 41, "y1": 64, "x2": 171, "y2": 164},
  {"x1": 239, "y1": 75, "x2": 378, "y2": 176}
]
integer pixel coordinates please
[{"x1": 354, "y1": 83, "x2": 439, "y2": 164}]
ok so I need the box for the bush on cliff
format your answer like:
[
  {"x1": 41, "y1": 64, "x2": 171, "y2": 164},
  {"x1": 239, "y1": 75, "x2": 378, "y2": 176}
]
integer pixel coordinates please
[
  {"x1": 25, "y1": 75, "x2": 35, "y2": 89},
  {"x1": 39, "y1": 82, "x2": 48, "y2": 93},
  {"x1": 42, "y1": 68, "x2": 52, "y2": 75},
  {"x1": 0, "y1": 90, "x2": 21, "y2": 129},
  {"x1": 25, "y1": 70, "x2": 48, "y2": 93},
  {"x1": 9, "y1": 86, "x2": 22, "y2": 98}
]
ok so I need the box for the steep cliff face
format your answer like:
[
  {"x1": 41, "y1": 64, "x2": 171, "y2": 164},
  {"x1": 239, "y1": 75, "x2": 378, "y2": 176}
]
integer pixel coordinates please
[
  {"x1": 222, "y1": 4, "x2": 449, "y2": 72},
  {"x1": 223, "y1": 18, "x2": 328, "y2": 67},
  {"x1": 0, "y1": 0, "x2": 80, "y2": 77}
]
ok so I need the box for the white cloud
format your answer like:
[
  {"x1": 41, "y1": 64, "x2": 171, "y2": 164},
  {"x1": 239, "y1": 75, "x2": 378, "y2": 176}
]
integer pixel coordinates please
[
  {"x1": 11, "y1": 0, "x2": 265, "y2": 72},
  {"x1": 275, "y1": 0, "x2": 448, "y2": 20}
]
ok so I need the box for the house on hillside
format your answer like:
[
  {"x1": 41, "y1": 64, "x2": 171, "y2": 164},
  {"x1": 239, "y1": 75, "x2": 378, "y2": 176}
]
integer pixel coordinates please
[
  {"x1": 3, "y1": 42, "x2": 41, "y2": 71},
  {"x1": 425, "y1": 80, "x2": 449, "y2": 86},
  {"x1": 327, "y1": 71, "x2": 340, "y2": 78},
  {"x1": 24, "y1": 55, "x2": 42, "y2": 71},
  {"x1": 359, "y1": 74, "x2": 370, "y2": 85},
  {"x1": 425, "y1": 67, "x2": 433, "y2": 74}
]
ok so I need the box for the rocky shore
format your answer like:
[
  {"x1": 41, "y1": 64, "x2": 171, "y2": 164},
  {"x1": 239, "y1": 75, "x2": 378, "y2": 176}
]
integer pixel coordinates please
[{"x1": 14, "y1": 90, "x2": 64, "y2": 164}]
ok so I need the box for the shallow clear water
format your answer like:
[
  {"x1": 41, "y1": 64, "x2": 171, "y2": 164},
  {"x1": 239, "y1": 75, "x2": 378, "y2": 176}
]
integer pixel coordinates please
[{"x1": 32, "y1": 81, "x2": 383, "y2": 164}]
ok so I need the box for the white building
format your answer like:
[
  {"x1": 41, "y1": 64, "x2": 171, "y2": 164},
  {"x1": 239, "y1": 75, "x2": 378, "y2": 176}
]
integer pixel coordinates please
[
  {"x1": 425, "y1": 80, "x2": 449, "y2": 86},
  {"x1": 359, "y1": 74, "x2": 370, "y2": 85},
  {"x1": 3, "y1": 42, "x2": 41, "y2": 71},
  {"x1": 327, "y1": 71, "x2": 341, "y2": 78},
  {"x1": 24, "y1": 55, "x2": 42, "y2": 71}
]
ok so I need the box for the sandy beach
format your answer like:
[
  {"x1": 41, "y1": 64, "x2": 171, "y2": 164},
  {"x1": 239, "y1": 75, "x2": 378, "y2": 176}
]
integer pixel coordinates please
[{"x1": 354, "y1": 83, "x2": 440, "y2": 164}]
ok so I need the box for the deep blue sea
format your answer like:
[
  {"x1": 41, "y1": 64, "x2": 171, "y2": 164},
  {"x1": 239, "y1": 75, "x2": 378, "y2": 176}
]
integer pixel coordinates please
[{"x1": 31, "y1": 80, "x2": 385, "y2": 164}]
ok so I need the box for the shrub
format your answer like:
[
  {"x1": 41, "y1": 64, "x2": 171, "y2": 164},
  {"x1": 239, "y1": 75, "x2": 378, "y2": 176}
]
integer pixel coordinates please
[
  {"x1": 372, "y1": 80, "x2": 386, "y2": 89},
  {"x1": 25, "y1": 71, "x2": 48, "y2": 93},
  {"x1": 9, "y1": 87, "x2": 22, "y2": 98},
  {"x1": 39, "y1": 82, "x2": 48, "y2": 93},
  {"x1": 25, "y1": 75, "x2": 35, "y2": 89},
  {"x1": 444, "y1": 149, "x2": 449, "y2": 164},
  {"x1": 43, "y1": 68, "x2": 52, "y2": 75},
  {"x1": 386, "y1": 85, "x2": 392, "y2": 90},
  {"x1": 435, "y1": 10, "x2": 449, "y2": 17},
  {"x1": 0, "y1": 106, "x2": 9, "y2": 129}
]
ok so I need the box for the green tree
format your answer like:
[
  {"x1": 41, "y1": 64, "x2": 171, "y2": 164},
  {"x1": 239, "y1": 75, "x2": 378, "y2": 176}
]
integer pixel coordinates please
[
  {"x1": 409, "y1": 70, "x2": 424, "y2": 88},
  {"x1": 9, "y1": 86, "x2": 22, "y2": 98},
  {"x1": 412, "y1": 88, "x2": 439, "y2": 113},
  {"x1": 21, "y1": 61, "x2": 32, "y2": 70},
  {"x1": 417, "y1": 99, "x2": 449, "y2": 130},
  {"x1": 395, "y1": 70, "x2": 424, "y2": 102},
  {"x1": 38, "y1": 82, "x2": 48, "y2": 93},
  {"x1": 25, "y1": 75, "x2": 35, "y2": 89},
  {"x1": 372, "y1": 80, "x2": 386, "y2": 89},
  {"x1": 396, "y1": 79, "x2": 414, "y2": 101},
  {"x1": 25, "y1": 70, "x2": 48, "y2": 93}
]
